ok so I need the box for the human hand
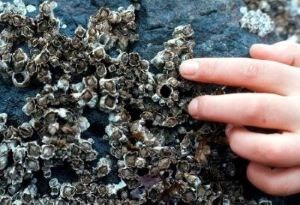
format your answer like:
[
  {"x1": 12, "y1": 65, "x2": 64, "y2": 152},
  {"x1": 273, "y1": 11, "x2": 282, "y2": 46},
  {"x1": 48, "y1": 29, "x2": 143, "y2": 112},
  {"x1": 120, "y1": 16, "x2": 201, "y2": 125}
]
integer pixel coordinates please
[{"x1": 180, "y1": 41, "x2": 300, "y2": 196}]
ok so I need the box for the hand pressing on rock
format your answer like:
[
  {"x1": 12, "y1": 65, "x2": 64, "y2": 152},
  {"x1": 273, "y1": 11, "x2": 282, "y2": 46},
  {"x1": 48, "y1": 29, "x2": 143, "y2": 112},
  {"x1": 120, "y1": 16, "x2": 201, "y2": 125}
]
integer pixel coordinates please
[{"x1": 180, "y1": 41, "x2": 300, "y2": 196}]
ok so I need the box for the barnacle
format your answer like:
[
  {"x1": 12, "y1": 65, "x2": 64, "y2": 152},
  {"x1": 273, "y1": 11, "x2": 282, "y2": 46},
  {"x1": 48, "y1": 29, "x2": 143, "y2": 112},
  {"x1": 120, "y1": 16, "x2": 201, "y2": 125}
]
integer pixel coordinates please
[
  {"x1": 243, "y1": 0, "x2": 300, "y2": 41},
  {"x1": 60, "y1": 183, "x2": 76, "y2": 199},
  {"x1": 0, "y1": 143, "x2": 8, "y2": 170},
  {"x1": 0, "y1": 1, "x2": 260, "y2": 204},
  {"x1": 40, "y1": 144, "x2": 56, "y2": 160},
  {"x1": 94, "y1": 157, "x2": 112, "y2": 178},
  {"x1": 240, "y1": 7, "x2": 275, "y2": 37}
]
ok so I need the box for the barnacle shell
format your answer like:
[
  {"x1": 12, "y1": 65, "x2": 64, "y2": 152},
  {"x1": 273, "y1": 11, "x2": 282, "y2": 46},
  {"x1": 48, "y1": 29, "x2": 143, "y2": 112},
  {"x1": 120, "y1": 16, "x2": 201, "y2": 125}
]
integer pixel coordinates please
[
  {"x1": 0, "y1": 143, "x2": 9, "y2": 170},
  {"x1": 182, "y1": 188, "x2": 197, "y2": 203},
  {"x1": 13, "y1": 146, "x2": 26, "y2": 163},
  {"x1": 40, "y1": 144, "x2": 56, "y2": 160},
  {"x1": 26, "y1": 142, "x2": 40, "y2": 159},
  {"x1": 106, "y1": 180, "x2": 127, "y2": 196},
  {"x1": 92, "y1": 46, "x2": 106, "y2": 61},
  {"x1": 124, "y1": 151, "x2": 138, "y2": 168},
  {"x1": 98, "y1": 95, "x2": 118, "y2": 111},
  {"x1": 12, "y1": 71, "x2": 30, "y2": 87},
  {"x1": 21, "y1": 184, "x2": 38, "y2": 204},
  {"x1": 135, "y1": 157, "x2": 146, "y2": 168},
  {"x1": 48, "y1": 122, "x2": 59, "y2": 135},
  {"x1": 12, "y1": 48, "x2": 28, "y2": 72},
  {"x1": 18, "y1": 122, "x2": 33, "y2": 138},
  {"x1": 0, "y1": 113, "x2": 8, "y2": 132},
  {"x1": 75, "y1": 25, "x2": 86, "y2": 39},
  {"x1": 60, "y1": 183, "x2": 76, "y2": 199},
  {"x1": 25, "y1": 157, "x2": 40, "y2": 172},
  {"x1": 94, "y1": 157, "x2": 111, "y2": 178},
  {"x1": 97, "y1": 184, "x2": 108, "y2": 197}
]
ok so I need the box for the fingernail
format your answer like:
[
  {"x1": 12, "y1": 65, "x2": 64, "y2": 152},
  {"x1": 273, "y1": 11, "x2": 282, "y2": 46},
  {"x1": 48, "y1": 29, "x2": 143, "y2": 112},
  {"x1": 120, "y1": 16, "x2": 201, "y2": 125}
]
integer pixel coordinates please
[
  {"x1": 251, "y1": 43, "x2": 269, "y2": 51},
  {"x1": 180, "y1": 60, "x2": 199, "y2": 76},
  {"x1": 188, "y1": 99, "x2": 199, "y2": 116},
  {"x1": 225, "y1": 124, "x2": 234, "y2": 136}
]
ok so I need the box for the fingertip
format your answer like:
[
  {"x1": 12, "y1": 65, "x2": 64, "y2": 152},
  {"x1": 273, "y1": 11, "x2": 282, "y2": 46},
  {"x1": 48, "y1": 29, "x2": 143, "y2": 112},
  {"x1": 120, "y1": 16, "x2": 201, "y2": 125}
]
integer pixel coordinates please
[
  {"x1": 246, "y1": 162, "x2": 284, "y2": 196},
  {"x1": 225, "y1": 124, "x2": 234, "y2": 136},
  {"x1": 249, "y1": 44, "x2": 270, "y2": 58},
  {"x1": 188, "y1": 98, "x2": 199, "y2": 118},
  {"x1": 246, "y1": 162, "x2": 269, "y2": 189},
  {"x1": 179, "y1": 59, "x2": 199, "y2": 78}
]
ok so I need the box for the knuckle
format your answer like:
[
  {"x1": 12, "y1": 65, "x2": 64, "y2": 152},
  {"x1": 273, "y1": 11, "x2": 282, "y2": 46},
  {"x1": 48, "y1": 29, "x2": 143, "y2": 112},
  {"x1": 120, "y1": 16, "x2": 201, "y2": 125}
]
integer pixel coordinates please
[
  {"x1": 282, "y1": 41, "x2": 299, "y2": 50},
  {"x1": 243, "y1": 61, "x2": 262, "y2": 79},
  {"x1": 201, "y1": 59, "x2": 218, "y2": 80},
  {"x1": 244, "y1": 99, "x2": 265, "y2": 123},
  {"x1": 196, "y1": 96, "x2": 210, "y2": 117}
]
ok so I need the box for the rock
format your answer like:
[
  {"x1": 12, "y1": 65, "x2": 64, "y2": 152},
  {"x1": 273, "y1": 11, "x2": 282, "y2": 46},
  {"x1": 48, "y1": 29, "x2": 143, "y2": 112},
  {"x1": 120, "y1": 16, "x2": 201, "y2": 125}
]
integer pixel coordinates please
[
  {"x1": 0, "y1": 0, "x2": 289, "y2": 203},
  {"x1": 1, "y1": 0, "x2": 279, "y2": 131}
]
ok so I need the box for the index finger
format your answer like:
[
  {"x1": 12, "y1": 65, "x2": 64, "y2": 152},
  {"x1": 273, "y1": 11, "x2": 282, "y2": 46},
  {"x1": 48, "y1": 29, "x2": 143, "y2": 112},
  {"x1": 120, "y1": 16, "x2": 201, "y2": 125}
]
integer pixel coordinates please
[{"x1": 179, "y1": 58, "x2": 300, "y2": 96}]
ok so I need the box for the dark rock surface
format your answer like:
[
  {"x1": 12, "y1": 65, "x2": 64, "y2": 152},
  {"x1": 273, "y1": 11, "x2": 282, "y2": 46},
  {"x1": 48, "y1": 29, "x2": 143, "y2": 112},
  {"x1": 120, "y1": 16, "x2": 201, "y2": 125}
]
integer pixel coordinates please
[{"x1": 3, "y1": 0, "x2": 299, "y2": 203}]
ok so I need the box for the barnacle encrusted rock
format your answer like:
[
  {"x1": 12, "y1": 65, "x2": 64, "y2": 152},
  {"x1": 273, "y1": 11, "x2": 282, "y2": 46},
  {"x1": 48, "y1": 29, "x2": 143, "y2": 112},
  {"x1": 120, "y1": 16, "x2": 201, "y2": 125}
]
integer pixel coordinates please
[
  {"x1": 243, "y1": 0, "x2": 300, "y2": 41},
  {"x1": 0, "y1": 0, "x2": 285, "y2": 204},
  {"x1": 240, "y1": 7, "x2": 275, "y2": 37}
]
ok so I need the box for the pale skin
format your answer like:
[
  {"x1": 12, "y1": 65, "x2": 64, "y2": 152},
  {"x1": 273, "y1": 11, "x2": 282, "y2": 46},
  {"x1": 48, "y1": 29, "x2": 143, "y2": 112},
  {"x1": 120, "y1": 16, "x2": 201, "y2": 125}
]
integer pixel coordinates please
[{"x1": 179, "y1": 41, "x2": 300, "y2": 196}]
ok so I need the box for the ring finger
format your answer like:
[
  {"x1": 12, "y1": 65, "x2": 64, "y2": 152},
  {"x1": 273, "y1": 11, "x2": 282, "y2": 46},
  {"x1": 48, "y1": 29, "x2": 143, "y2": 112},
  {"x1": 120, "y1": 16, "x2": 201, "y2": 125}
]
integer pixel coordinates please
[{"x1": 226, "y1": 125, "x2": 300, "y2": 167}]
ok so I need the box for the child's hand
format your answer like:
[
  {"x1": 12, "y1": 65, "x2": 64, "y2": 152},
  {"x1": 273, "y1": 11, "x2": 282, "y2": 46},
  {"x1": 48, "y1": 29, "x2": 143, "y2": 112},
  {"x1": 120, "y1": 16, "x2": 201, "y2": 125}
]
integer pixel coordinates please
[{"x1": 180, "y1": 41, "x2": 300, "y2": 196}]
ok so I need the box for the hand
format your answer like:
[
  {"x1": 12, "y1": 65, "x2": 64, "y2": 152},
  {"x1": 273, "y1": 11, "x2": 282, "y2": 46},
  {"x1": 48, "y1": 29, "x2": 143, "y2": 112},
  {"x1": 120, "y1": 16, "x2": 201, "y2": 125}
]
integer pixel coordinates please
[{"x1": 180, "y1": 41, "x2": 300, "y2": 196}]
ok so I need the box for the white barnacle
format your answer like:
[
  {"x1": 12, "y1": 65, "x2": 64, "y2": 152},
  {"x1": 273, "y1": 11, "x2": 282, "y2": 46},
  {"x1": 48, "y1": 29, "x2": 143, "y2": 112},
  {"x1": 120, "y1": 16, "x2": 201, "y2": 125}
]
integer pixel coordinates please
[
  {"x1": 0, "y1": 143, "x2": 9, "y2": 170},
  {"x1": 12, "y1": 71, "x2": 30, "y2": 88},
  {"x1": 60, "y1": 183, "x2": 76, "y2": 199},
  {"x1": 183, "y1": 173, "x2": 201, "y2": 189},
  {"x1": 94, "y1": 157, "x2": 112, "y2": 178},
  {"x1": 107, "y1": 180, "x2": 127, "y2": 196},
  {"x1": 26, "y1": 141, "x2": 40, "y2": 159},
  {"x1": 40, "y1": 144, "x2": 56, "y2": 160},
  {"x1": 12, "y1": 48, "x2": 28, "y2": 72},
  {"x1": 98, "y1": 95, "x2": 118, "y2": 111},
  {"x1": 78, "y1": 116, "x2": 90, "y2": 132},
  {"x1": 240, "y1": 8, "x2": 275, "y2": 37},
  {"x1": 71, "y1": 82, "x2": 85, "y2": 92},
  {"x1": 26, "y1": 5, "x2": 36, "y2": 13},
  {"x1": 57, "y1": 76, "x2": 70, "y2": 92},
  {"x1": 92, "y1": 45, "x2": 106, "y2": 60},
  {"x1": 0, "y1": 113, "x2": 7, "y2": 132},
  {"x1": 48, "y1": 122, "x2": 59, "y2": 135}
]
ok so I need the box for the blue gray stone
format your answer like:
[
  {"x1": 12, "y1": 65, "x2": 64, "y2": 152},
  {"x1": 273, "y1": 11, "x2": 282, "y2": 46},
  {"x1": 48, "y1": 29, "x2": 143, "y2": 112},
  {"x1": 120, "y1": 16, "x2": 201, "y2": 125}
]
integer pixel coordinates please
[{"x1": 2, "y1": 0, "x2": 295, "y2": 203}]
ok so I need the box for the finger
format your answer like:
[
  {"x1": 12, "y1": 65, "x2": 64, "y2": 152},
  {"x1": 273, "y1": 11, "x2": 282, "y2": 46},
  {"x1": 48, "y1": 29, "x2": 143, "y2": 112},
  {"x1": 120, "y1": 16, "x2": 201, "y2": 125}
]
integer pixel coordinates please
[
  {"x1": 179, "y1": 58, "x2": 300, "y2": 96},
  {"x1": 226, "y1": 125, "x2": 300, "y2": 167},
  {"x1": 250, "y1": 42, "x2": 300, "y2": 67},
  {"x1": 247, "y1": 162, "x2": 300, "y2": 196},
  {"x1": 188, "y1": 93, "x2": 300, "y2": 131}
]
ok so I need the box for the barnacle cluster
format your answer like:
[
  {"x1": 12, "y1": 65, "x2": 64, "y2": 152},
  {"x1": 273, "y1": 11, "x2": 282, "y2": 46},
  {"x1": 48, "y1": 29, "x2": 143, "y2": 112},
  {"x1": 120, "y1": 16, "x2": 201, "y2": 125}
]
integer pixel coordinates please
[
  {"x1": 240, "y1": 7, "x2": 275, "y2": 37},
  {"x1": 0, "y1": 1, "x2": 257, "y2": 204},
  {"x1": 243, "y1": 0, "x2": 300, "y2": 41}
]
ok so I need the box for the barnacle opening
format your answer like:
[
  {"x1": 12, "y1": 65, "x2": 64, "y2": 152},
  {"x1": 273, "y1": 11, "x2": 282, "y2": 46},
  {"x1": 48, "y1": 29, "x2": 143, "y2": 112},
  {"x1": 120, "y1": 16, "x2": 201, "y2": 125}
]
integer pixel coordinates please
[
  {"x1": 12, "y1": 71, "x2": 30, "y2": 87},
  {"x1": 13, "y1": 72, "x2": 25, "y2": 83},
  {"x1": 159, "y1": 84, "x2": 172, "y2": 98}
]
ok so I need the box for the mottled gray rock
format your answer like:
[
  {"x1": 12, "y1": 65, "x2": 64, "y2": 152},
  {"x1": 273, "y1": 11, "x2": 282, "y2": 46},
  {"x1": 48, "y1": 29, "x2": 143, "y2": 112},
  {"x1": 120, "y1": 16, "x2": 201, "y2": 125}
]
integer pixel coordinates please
[
  {"x1": 134, "y1": 0, "x2": 278, "y2": 58},
  {"x1": 50, "y1": 0, "x2": 278, "y2": 58},
  {"x1": 1, "y1": 0, "x2": 288, "y2": 203}
]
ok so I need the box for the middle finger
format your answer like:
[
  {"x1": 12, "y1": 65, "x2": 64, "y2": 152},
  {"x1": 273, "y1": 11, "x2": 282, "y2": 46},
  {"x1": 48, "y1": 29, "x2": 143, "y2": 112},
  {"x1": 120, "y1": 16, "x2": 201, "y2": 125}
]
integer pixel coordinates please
[{"x1": 188, "y1": 93, "x2": 300, "y2": 131}]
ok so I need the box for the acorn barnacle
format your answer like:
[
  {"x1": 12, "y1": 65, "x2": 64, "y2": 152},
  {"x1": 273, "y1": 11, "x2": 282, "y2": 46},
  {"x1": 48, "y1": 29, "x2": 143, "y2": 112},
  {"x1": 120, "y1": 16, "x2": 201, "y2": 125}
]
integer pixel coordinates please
[{"x1": 0, "y1": 0, "x2": 257, "y2": 204}]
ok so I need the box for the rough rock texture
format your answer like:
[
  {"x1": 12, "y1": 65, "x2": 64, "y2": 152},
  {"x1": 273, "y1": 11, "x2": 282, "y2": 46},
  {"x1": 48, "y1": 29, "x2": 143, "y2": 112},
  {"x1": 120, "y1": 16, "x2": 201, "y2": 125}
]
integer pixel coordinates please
[{"x1": 2, "y1": 0, "x2": 299, "y2": 204}]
